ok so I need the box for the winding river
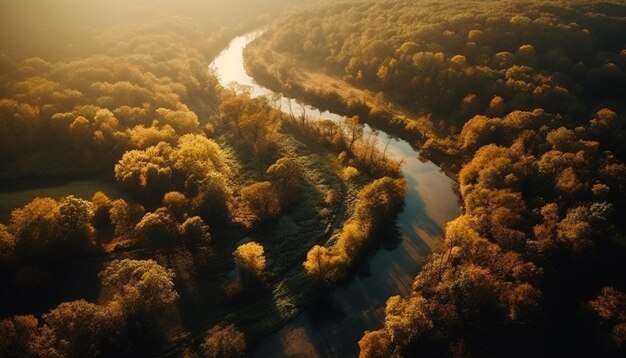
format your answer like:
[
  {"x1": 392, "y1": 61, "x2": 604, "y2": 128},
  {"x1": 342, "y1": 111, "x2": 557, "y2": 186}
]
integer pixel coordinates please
[{"x1": 211, "y1": 32, "x2": 461, "y2": 357}]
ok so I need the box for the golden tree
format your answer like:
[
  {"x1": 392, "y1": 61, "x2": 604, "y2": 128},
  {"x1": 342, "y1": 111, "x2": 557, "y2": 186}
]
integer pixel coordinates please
[
  {"x1": 200, "y1": 324, "x2": 246, "y2": 358},
  {"x1": 233, "y1": 242, "x2": 266, "y2": 279}
]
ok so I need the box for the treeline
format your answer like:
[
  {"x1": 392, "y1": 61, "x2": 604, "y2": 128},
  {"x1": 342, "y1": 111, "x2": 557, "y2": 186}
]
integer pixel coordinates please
[
  {"x1": 304, "y1": 177, "x2": 406, "y2": 285},
  {"x1": 248, "y1": 0, "x2": 626, "y2": 356},
  {"x1": 278, "y1": 100, "x2": 403, "y2": 178},
  {"x1": 218, "y1": 88, "x2": 402, "y2": 181}
]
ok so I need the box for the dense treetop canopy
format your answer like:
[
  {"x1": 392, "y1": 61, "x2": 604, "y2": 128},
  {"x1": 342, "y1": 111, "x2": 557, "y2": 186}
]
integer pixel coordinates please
[{"x1": 246, "y1": 0, "x2": 626, "y2": 356}]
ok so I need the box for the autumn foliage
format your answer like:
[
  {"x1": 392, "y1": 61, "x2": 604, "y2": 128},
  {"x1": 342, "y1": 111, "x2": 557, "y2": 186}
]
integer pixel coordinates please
[
  {"x1": 200, "y1": 324, "x2": 246, "y2": 358},
  {"x1": 304, "y1": 177, "x2": 406, "y2": 285},
  {"x1": 251, "y1": 0, "x2": 626, "y2": 356}
]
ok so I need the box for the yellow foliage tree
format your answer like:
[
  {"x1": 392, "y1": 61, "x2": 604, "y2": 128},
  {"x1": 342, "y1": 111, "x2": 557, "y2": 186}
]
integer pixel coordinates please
[
  {"x1": 200, "y1": 324, "x2": 246, "y2": 358},
  {"x1": 233, "y1": 242, "x2": 266, "y2": 279}
]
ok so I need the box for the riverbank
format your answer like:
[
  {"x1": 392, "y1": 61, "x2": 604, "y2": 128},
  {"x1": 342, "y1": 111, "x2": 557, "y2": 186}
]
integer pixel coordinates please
[
  {"x1": 243, "y1": 39, "x2": 465, "y2": 180},
  {"x1": 215, "y1": 31, "x2": 460, "y2": 356}
]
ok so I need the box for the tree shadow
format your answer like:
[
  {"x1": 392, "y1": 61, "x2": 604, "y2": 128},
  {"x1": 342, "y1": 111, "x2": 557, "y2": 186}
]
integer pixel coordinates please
[
  {"x1": 306, "y1": 292, "x2": 347, "y2": 325},
  {"x1": 336, "y1": 220, "x2": 404, "y2": 284},
  {"x1": 0, "y1": 255, "x2": 105, "y2": 318}
]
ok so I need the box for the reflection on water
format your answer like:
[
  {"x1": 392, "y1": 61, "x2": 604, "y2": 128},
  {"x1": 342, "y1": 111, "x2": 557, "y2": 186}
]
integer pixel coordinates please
[
  {"x1": 211, "y1": 30, "x2": 271, "y2": 98},
  {"x1": 281, "y1": 327, "x2": 321, "y2": 357},
  {"x1": 211, "y1": 31, "x2": 461, "y2": 357}
]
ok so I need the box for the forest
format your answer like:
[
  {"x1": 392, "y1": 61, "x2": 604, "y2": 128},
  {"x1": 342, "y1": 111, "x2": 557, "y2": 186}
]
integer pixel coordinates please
[
  {"x1": 1, "y1": 0, "x2": 625, "y2": 357},
  {"x1": 245, "y1": 0, "x2": 626, "y2": 357},
  {"x1": 0, "y1": 0, "x2": 406, "y2": 357}
]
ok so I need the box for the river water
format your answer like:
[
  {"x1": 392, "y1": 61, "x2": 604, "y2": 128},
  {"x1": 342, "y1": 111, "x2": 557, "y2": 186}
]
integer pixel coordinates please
[{"x1": 211, "y1": 31, "x2": 460, "y2": 357}]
